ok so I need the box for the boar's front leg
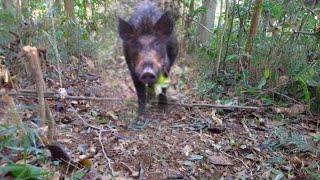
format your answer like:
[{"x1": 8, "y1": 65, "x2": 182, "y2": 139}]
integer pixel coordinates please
[
  {"x1": 158, "y1": 88, "x2": 167, "y2": 105},
  {"x1": 158, "y1": 67, "x2": 171, "y2": 106},
  {"x1": 133, "y1": 79, "x2": 146, "y2": 115}
]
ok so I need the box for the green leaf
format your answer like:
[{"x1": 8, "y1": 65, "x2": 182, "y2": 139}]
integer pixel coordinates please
[
  {"x1": 305, "y1": 168, "x2": 320, "y2": 180},
  {"x1": 313, "y1": 135, "x2": 320, "y2": 142},
  {"x1": 73, "y1": 169, "x2": 87, "y2": 180},
  {"x1": 55, "y1": 30, "x2": 64, "y2": 39},
  {"x1": 298, "y1": 77, "x2": 311, "y2": 102},
  {"x1": 156, "y1": 74, "x2": 170, "y2": 87},
  {"x1": 0, "y1": 163, "x2": 47, "y2": 179},
  {"x1": 258, "y1": 78, "x2": 267, "y2": 89},
  {"x1": 263, "y1": 68, "x2": 271, "y2": 79},
  {"x1": 226, "y1": 54, "x2": 238, "y2": 62},
  {"x1": 154, "y1": 73, "x2": 171, "y2": 95}
]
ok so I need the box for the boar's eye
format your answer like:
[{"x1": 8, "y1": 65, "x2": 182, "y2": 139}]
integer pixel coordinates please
[
  {"x1": 118, "y1": 18, "x2": 136, "y2": 40},
  {"x1": 154, "y1": 11, "x2": 174, "y2": 38}
]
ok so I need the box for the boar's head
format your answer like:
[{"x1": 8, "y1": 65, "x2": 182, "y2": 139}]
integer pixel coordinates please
[{"x1": 118, "y1": 12, "x2": 174, "y2": 84}]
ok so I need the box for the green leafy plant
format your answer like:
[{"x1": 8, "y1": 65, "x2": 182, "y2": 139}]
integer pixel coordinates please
[
  {"x1": 264, "y1": 127, "x2": 317, "y2": 153},
  {"x1": 0, "y1": 163, "x2": 48, "y2": 179}
]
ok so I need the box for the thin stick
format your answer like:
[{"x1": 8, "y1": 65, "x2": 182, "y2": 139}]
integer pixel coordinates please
[
  {"x1": 191, "y1": 18, "x2": 214, "y2": 34},
  {"x1": 138, "y1": 161, "x2": 144, "y2": 180},
  {"x1": 265, "y1": 89, "x2": 303, "y2": 105},
  {"x1": 71, "y1": 108, "x2": 111, "y2": 132},
  {"x1": 120, "y1": 162, "x2": 136, "y2": 176},
  {"x1": 167, "y1": 102, "x2": 259, "y2": 110},
  {"x1": 18, "y1": 89, "x2": 55, "y2": 94},
  {"x1": 218, "y1": 149, "x2": 249, "y2": 169},
  {"x1": 98, "y1": 130, "x2": 114, "y2": 176},
  {"x1": 7, "y1": 90, "x2": 260, "y2": 110},
  {"x1": 9, "y1": 92, "x2": 124, "y2": 102},
  {"x1": 293, "y1": 30, "x2": 319, "y2": 36}
]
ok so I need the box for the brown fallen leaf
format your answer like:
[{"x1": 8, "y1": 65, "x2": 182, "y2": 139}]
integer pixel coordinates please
[
  {"x1": 208, "y1": 155, "x2": 233, "y2": 166},
  {"x1": 273, "y1": 104, "x2": 306, "y2": 117},
  {"x1": 291, "y1": 156, "x2": 303, "y2": 168},
  {"x1": 79, "y1": 158, "x2": 93, "y2": 168},
  {"x1": 106, "y1": 111, "x2": 118, "y2": 120},
  {"x1": 85, "y1": 57, "x2": 95, "y2": 69},
  {"x1": 211, "y1": 109, "x2": 223, "y2": 126},
  {"x1": 279, "y1": 75, "x2": 289, "y2": 85},
  {"x1": 0, "y1": 64, "x2": 9, "y2": 84}
]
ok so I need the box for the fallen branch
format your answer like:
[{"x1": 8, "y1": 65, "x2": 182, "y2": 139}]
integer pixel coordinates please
[
  {"x1": 218, "y1": 149, "x2": 249, "y2": 169},
  {"x1": 70, "y1": 107, "x2": 112, "y2": 132},
  {"x1": 301, "y1": 0, "x2": 320, "y2": 17},
  {"x1": 265, "y1": 89, "x2": 303, "y2": 105},
  {"x1": 4, "y1": 89, "x2": 261, "y2": 110},
  {"x1": 98, "y1": 130, "x2": 114, "y2": 176},
  {"x1": 293, "y1": 30, "x2": 319, "y2": 36},
  {"x1": 167, "y1": 101, "x2": 259, "y2": 110}
]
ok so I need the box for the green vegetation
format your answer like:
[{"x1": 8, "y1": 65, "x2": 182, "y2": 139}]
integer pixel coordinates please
[{"x1": 0, "y1": 0, "x2": 319, "y2": 179}]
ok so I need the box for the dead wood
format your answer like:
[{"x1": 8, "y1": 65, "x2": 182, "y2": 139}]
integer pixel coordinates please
[
  {"x1": 21, "y1": 46, "x2": 54, "y2": 143},
  {"x1": 5, "y1": 89, "x2": 261, "y2": 110}
]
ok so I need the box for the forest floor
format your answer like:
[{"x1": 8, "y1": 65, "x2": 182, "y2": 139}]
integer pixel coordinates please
[
  {"x1": 1, "y1": 50, "x2": 320, "y2": 179},
  {"x1": 46, "y1": 51, "x2": 319, "y2": 179}
]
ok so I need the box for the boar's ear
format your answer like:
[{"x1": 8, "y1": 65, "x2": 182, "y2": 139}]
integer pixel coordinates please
[
  {"x1": 154, "y1": 11, "x2": 174, "y2": 37},
  {"x1": 118, "y1": 18, "x2": 135, "y2": 40}
]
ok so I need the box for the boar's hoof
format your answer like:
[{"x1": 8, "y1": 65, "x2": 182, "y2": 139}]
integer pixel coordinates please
[
  {"x1": 158, "y1": 93, "x2": 167, "y2": 106},
  {"x1": 129, "y1": 115, "x2": 150, "y2": 130}
]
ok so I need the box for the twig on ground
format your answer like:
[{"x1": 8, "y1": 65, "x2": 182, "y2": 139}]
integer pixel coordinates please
[
  {"x1": 98, "y1": 130, "x2": 114, "y2": 176},
  {"x1": 234, "y1": 134, "x2": 256, "y2": 142},
  {"x1": 10, "y1": 91, "x2": 125, "y2": 102},
  {"x1": 5, "y1": 90, "x2": 261, "y2": 110},
  {"x1": 218, "y1": 149, "x2": 249, "y2": 169},
  {"x1": 167, "y1": 101, "x2": 259, "y2": 110},
  {"x1": 18, "y1": 89, "x2": 55, "y2": 94},
  {"x1": 59, "y1": 158, "x2": 82, "y2": 172},
  {"x1": 120, "y1": 162, "x2": 136, "y2": 176},
  {"x1": 138, "y1": 161, "x2": 144, "y2": 180},
  {"x1": 70, "y1": 108, "x2": 111, "y2": 132},
  {"x1": 301, "y1": 1, "x2": 320, "y2": 17},
  {"x1": 264, "y1": 89, "x2": 303, "y2": 105},
  {"x1": 241, "y1": 120, "x2": 253, "y2": 138},
  {"x1": 293, "y1": 30, "x2": 319, "y2": 36}
]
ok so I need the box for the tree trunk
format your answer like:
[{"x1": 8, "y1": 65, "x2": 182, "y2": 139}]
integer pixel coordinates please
[
  {"x1": 198, "y1": 0, "x2": 217, "y2": 47},
  {"x1": 158, "y1": 0, "x2": 181, "y2": 20},
  {"x1": 223, "y1": 0, "x2": 236, "y2": 67},
  {"x1": 21, "y1": 0, "x2": 28, "y2": 16},
  {"x1": 2, "y1": 0, "x2": 14, "y2": 10},
  {"x1": 15, "y1": 0, "x2": 21, "y2": 14},
  {"x1": 64, "y1": 0, "x2": 75, "y2": 18},
  {"x1": 245, "y1": 0, "x2": 263, "y2": 73},
  {"x1": 90, "y1": 1, "x2": 95, "y2": 19},
  {"x1": 54, "y1": 0, "x2": 61, "y2": 12},
  {"x1": 185, "y1": 0, "x2": 195, "y2": 30},
  {"x1": 216, "y1": 0, "x2": 229, "y2": 75}
]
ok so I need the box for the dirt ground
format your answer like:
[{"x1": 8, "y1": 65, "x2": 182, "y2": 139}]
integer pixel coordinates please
[{"x1": 43, "y1": 53, "x2": 319, "y2": 179}]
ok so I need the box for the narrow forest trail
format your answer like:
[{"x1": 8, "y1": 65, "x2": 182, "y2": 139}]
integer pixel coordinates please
[
  {"x1": 51, "y1": 53, "x2": 318, "y2": 179},
  {"x1": 1, "y1": 1, "x2": 319, "y2": 179}
]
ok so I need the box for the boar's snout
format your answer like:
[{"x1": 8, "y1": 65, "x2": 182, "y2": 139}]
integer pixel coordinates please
[{"x1": 140, "y1": 67, "x2": 157, "y2": 84}]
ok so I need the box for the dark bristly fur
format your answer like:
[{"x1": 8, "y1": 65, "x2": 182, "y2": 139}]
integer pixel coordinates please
[{"x1": 118, "y1": 0, "x2": 178, "y2": 115}]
